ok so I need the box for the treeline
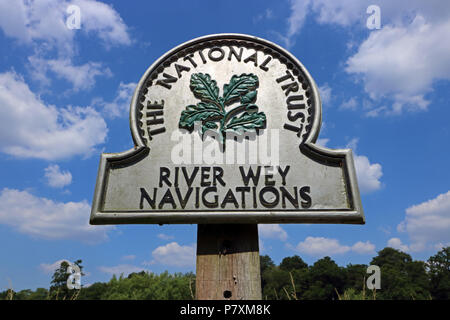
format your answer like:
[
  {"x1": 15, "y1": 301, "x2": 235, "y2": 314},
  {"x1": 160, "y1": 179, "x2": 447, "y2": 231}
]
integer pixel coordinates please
[
  {"x1": 1, "y1": 246, "x2": 448, "y2": 300},
  {"x1": 261, "y1": 246, "x2": 448, "y2": 300}
]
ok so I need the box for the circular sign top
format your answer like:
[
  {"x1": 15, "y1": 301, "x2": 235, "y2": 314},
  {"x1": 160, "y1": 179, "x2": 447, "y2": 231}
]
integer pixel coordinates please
[{"x1": 130, "y1": 33, "x2": 322, "y2": 149}]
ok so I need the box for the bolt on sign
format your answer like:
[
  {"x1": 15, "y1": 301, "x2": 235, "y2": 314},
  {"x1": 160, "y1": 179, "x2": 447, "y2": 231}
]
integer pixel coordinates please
[{"x1": 90, "y1": 34, "x2": 364, "y2": 225}]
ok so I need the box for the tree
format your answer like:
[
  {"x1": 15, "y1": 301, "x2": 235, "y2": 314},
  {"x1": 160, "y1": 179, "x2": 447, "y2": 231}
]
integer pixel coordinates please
[
  {"x1": 49, "y1": 259, "x2": 84, "y2": 300},
  {"x1": 261, "y1": 267, "x2": 291, "y2": 300},
  {"x1": 344, "y1": 264, "x2": 368, "y2": 292},
  {"x1": 427, "y1": 246, "x2": 450, "y2": 300},
  {"x1": 279, "y1": 255, "x2": 308, "y2": 272},
  {"x1": 276, "y1": 255, "x2": 309, "y2": 299},
  {"x1": 29, "y1": 288, "x2": 50, "y2": 300},
  {"x1": 14, "y1": 288, "x2": 49, "y2": 300},
  {"x1": 77, "y1": 282, "x2": 108, "y2": 300},
  {"x1": 0, "y1": 289, "x2": 15, "y2": 300},
  {"x1": 260, "y1": 255, "x2": 276, "y2": 293},
  {"x1": 290, "y1": 267, "x2": 310, "y2": 299},
  {"x1": 260, "y1": 255, "x2": 275, "y2": 275},
  {"x1": 371, "y1": 247, "x2": 412, "y2": 267},
  {"x1": 5, "y1": 247, "x2": 449, "y2": 300},
  {"x1": 370, "y1": 248, "x2": 429, "y2": 299},
  {"x1": 302, "y1": 256, "x2": 345, "y2": 300},
  {"x1": 100, "y1": 271, "x2": 194, "y2": 300}
]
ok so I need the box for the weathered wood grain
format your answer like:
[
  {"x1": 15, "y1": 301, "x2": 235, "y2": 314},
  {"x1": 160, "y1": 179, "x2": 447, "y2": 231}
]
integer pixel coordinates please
[{"x1": 196, "y1": 224, "x2": 261, "y2": 300}]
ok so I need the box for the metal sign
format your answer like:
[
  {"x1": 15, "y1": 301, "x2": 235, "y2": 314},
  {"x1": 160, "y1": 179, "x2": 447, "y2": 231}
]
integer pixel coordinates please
[{"x1": 90, "y1": 34, "x2": 364, "y2": 225}]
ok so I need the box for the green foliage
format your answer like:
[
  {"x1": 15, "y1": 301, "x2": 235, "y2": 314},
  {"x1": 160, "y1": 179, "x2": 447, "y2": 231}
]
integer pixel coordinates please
[
  {"x1": 99, "y1": 271, "x2": 195, "y2": 300},
  {"x1": 344, "y1": 264, "x2": 368, "y2": 292},
  {"x1": 13, "y1": 288, "x2": 49, "y2": 300},
  {"x1": 179, "y1": 103, "x2": 222, "y2": 133},
  {"x1": 427, "y1": 246, "x2": 450, "y2": 299},
  {"x1": 223, "y1": 74, "x2": 258, "y2": 104},
  {"x1": 190, "y1": 73, "x2": 220, "y2": 103},
  {"x1": 1, "y1": 247, "x2": 448, "y2": 300},
  {"x1": 279, "y1": 255, "x2": 308, "y2": 272},
  {"x1": 303, "y1": 257, "x2": 346, "y2": 300},
  {"x1": 290, "y1": 268, "x2": 309, "y2": 299},
  {"x1": 337, "y1": 287, "x2": 375, "y2": 300},
  {"x1": 260, "y1": 255, "x2": 275, "y2": 293},
  {"x1": 224, "y1": 111, "x2": 266, "y2": 133},
  {"x1": 370, "y1": 248, "x2": 430, "y2": 299},
  {"x1": 179, "y1": 72, "x2": 265, "y2": 143},
  {"x1": 49, "y1": 259, "x2": 84, "y2": 300},
  {"x1": 0, "y1": 289, "x2": 15, "y2": 300},
  {"x1": 77, "y1": 282, "x2": 108, "y2": 300},
  {"x1": 260, "y1": 255, "x2": 275, "y2": 274},
  {"x1": 261, "y1": 266, "x2": 291, "y2": 300}
]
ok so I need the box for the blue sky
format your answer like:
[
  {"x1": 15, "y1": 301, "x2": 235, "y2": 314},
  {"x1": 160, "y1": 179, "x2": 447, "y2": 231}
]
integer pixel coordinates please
[{"x1": 0, "y1": 0, "x2": 449, "y2": 291}]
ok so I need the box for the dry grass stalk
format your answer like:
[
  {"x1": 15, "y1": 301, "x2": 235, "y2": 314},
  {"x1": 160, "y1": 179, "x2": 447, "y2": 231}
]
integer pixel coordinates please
[
  {"x1": 289, "y1": 272, "x2": 298, "y2": 300},
  {"x1": 189, "y1": 277, "x2": 195, "y2": 300},
  {"x1": 283, "y1": 287, "x2": 291, "y2": 300}
]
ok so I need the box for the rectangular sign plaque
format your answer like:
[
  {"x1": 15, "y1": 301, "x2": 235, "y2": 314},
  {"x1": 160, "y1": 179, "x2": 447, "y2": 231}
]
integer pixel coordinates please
[{"x1": 90, "y1": 34, "x2": 364, "y2": 225}]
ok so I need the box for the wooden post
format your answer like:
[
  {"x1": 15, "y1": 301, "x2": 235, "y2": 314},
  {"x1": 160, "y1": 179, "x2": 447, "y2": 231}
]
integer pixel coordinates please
[{"x1": 195, "y1": 224, "x2": 262, "y2": 300}]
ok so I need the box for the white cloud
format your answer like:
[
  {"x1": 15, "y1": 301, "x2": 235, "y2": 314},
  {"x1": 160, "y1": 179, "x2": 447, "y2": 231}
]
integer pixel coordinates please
[
  {"x1": 351, "y1": 241, "x2": 376, "y2": 254},
  {"x1": 94, "y1": 82, "x2": 136, "y2": 118},
  {"x1": 295, "y1": 236, "x2": 375, "y2": 256},
  {"x1": 347, "y1": 138, "x2": 383, "y2": 194},
  {"x1": 284, "y1": 1, "x2": 450, "y2": 113},
  {"x1": 397, "y1": 190, "x2": 450, "y2": 252},
  {"x1": 121, "y1": 255, "x2": 136, "y2": 261},
  {"x1": 0, "y1": 1, "x2": 30, "y2": 42},
  {"x1": 316, "y1": 138, "x2": 329, "y2": 148},
  {"x1": 253, "y1": 8, "x2": 274, "y2": 23},
  {"x1": 74, "y1": 0, "x2": 132, "y2": 46},
  {"x1": 318, "y1": 83, "x2": 332, "y2": 106},
  {"x1": 285, "y1": 0, "x2": 310, "y2": 47},
  {"x1": 258, "y1": 224, "x2": 288, "y2": 241},
  {"x1": 99, "y1": 265, "x2": 148, "y2": 277},
  {"x1": 0, "y1": 188, "x2": 113, "y2": 243},
  {"x1": 315, "y1": 137, "x2": 383, "y2": 194},
  {"x1": 284, "y1": 0, "x2": 366, "y2": 47},
  {"x1": 387, "y1": 238, "x2": 409, "y2": 252},
  {"x1": 310, "y1": 0, "x2": 367, "y2": 26},
  {"x1": 354, "y1": 154, "x2": 383, "y2": 194},
  {"x1": 286, "y1": 0, "x2": 450, "y2": 38},
  {"x1": 44, "y1": 165, "x2": 72, "y2": 188},
  {"x1": 151, "y1": 242, "x2": 195, "y2": 267},
  {"x1": 259, "y1": 239, "x2": 268, "y2": 253},
  {"x1": 340, "y1": 97, "x2": 358, "y2": 111},
  {"x1": 29, "y1": 57, "x2": 112, "y2": 91},
  {"x1": 40, "y1": 259, "x2": 71, "y2": 274},
  {"x1": 0, "y1": 0, "x2": 131, "y2": 91},
  {"x1": 365, "y1": 106, "x2": 388, "y2": 118},
  {"x1": 0, "y1": 0, "x2": 72, "y2": 53},
  {"x1": 378, "y1": 225, "x2": 392, "y2": 236},
  {"x1": 157, "y1": 233, "x2": 174, "y2": 241},
  {"x1": 0, "y1": 71, "x2": 107, "y2": 160},
  {"x1": 346, "y1": 138, "x2": 359, "y2": 150},
  {"x1": 296, "y1": 236, "x2": 350, "y2": 256},
  {"x1": 0, "y1": 0, "x2": 131, "y2": 51},
  {"x1": 346, "y1": 16, "x2": 450, "y2": 114}
]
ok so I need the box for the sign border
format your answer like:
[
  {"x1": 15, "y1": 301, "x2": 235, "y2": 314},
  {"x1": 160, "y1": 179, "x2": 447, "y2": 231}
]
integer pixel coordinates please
[{"x1": 90, "y1": 33, "x2": 364, "y2": 225}]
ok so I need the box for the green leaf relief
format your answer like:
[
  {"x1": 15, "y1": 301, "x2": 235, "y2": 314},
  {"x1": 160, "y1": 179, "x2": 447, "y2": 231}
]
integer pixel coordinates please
[{"x1": 179, "y1": 72, "x2": 266, "y2": 144}]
